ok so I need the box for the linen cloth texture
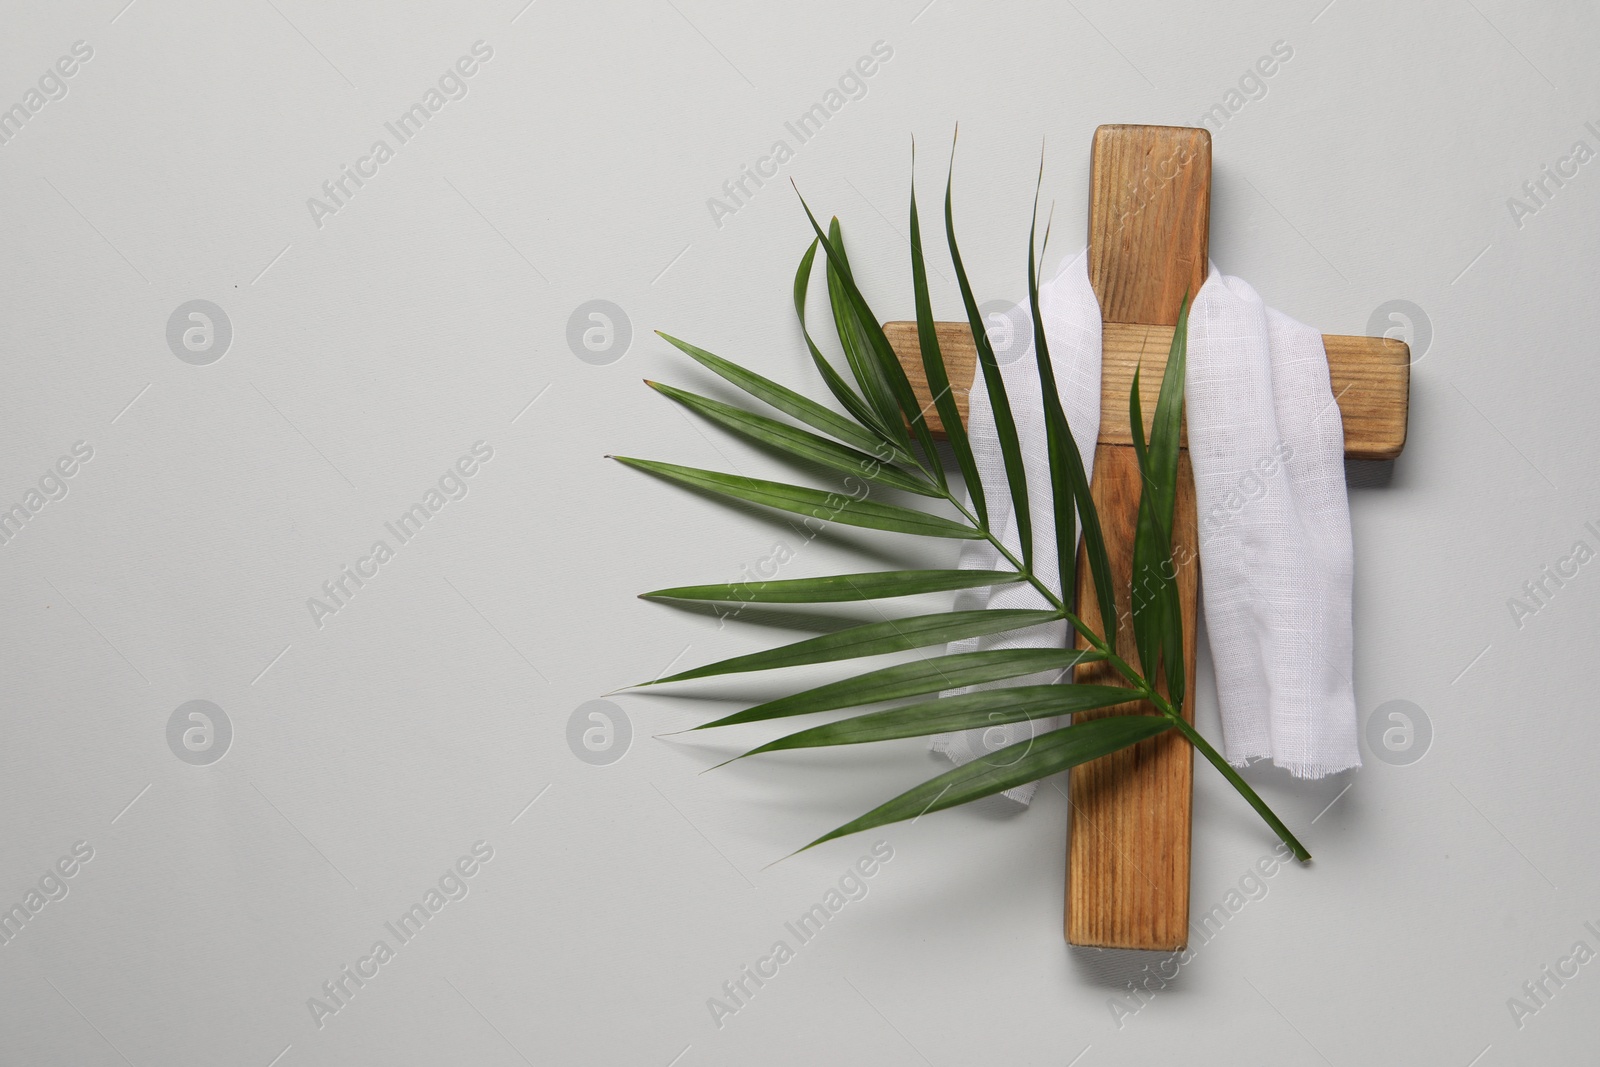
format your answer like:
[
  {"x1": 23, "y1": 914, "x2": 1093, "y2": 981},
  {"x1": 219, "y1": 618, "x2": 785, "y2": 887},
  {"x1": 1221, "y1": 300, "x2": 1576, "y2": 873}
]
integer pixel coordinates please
[
  {"x1": 929, "y1": 256, "x2": 1360, "y2": 800},
  {"x1": 1186, "y1": 270, "x2": 1359, "y2": 778}
]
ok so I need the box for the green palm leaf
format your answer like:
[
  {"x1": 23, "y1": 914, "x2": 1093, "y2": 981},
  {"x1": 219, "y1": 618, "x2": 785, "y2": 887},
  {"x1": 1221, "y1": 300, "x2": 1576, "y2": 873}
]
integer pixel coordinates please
[
  {"x1": 910, "y1": 157, "x2": 985, "y2": 525},
  {"x1": 1127, "y1": 299, "x2": 1190, "y2": 703},
  {"x1": 640, "y1": 608, "x2": 1063, "y2": 686},
  {"x1": 825, "y1": 219, "x2": 907, "y2": 448},
  {"x1": 792, "y1": 240, "x2": 905, "y2": 446},
  {"x1": 1025, "y1": 175, "x2": 1116, "y2": 647},
  {"x1": 645, "y1": 380, "x2": 938, "y2": 497},
  {"x1": 796, "y1": 196, "x2": 947, "y2": 488},
  {"x1": 610, "y1": 457, "x2": 980, "y2": 539},
  {"x1": 1150, "y1": 300, "x2": 1190, "y2": 705},
  {"x1": 655, "y1": 330, "x2": 903, "y2": 463},
  {"x1": 732, "y1": 684, "x2": 1136, "y2": 759},
  {"x1": 621, "y1": 149, "x2": 1312, "y2": 866},
  {"x1": 1147, "y1": 296, "x2": 1188, "y2": 522},
  {"x1": 796, "y1": 714, "x2": 1174, "y2": 852},
  {"x1": 696, "y1": 647, "x2": 1104, "y2": 729},
  {"x1": 1128, "y1": 362, "x2": 1166, "y2": 682},
  {"x1": 641, "y1": 568, "x2": 1022, "y2": 604},
  {"x1": 946, "y1": 139, "x2": 1032, "y2": 569}
]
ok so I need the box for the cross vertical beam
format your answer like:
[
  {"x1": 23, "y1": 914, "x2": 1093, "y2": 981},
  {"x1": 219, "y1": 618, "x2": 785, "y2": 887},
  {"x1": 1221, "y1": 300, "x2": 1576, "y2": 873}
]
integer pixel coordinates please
[{"x1": 1065, "y1": 125, "x2": 1210, "y2": 950}]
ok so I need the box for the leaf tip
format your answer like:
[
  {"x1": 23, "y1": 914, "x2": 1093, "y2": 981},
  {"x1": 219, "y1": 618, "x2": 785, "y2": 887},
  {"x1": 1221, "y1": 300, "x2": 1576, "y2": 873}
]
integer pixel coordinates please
[{"x1": 763, "y1": 845, "x2": 810, "y2": 871}]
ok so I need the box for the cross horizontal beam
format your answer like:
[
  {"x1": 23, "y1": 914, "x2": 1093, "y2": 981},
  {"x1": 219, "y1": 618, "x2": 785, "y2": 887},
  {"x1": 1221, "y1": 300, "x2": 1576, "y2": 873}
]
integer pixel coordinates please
[{"x1": 886, "y1": 321, "x2": 1409, "y2": 461}]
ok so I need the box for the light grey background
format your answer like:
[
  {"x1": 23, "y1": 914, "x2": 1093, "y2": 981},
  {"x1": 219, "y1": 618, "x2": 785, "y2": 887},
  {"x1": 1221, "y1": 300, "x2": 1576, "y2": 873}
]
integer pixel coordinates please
[{"x1": 0, "y1": 0, "x2": 1594, "y2": 1064}]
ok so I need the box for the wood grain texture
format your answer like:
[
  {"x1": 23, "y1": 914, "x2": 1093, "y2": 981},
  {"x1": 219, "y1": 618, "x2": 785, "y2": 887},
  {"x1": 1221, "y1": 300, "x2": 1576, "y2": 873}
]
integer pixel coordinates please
[
  {"x1": 887, "y1": 321, "x2": 1410, "y2": 461},
  {"x1": 1066, "y1": 447, "x2": 1197, "y2": 949},
  {"x1": 1088, "y1": 125, "x2": 1211, "y2": 325}
]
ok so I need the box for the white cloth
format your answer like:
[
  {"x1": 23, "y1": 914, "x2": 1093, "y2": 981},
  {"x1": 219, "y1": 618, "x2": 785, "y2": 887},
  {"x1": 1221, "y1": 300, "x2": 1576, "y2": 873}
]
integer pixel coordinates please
[
  {"x1": 930, "y1": 255, "x2": 1360, "y2": 795},
  {"x1": 1187, "y1": 271, "x2": 1359, "y2": 777}
]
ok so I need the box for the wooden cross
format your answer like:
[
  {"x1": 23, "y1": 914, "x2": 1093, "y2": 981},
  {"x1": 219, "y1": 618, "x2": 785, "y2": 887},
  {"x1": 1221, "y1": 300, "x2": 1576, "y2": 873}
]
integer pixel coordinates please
[{"x1": 886, "y1": 125, "x2": 1409, "y2": 950}]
